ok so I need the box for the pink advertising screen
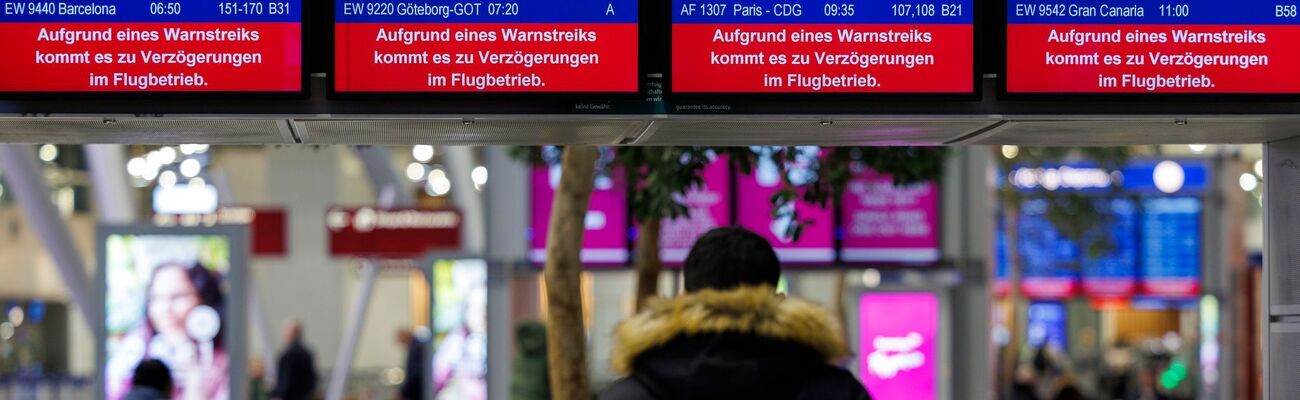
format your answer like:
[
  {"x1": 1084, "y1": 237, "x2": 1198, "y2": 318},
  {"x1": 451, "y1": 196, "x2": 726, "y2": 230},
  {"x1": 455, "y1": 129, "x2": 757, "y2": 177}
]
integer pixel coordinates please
[
  {"x1": 841, "y1": 170, "x2": 940, "y2": 264},
  {"x1": 659, "y1": 157, "x2": 732, "y2": 264},
  {"x1": 530, "y1": 164, "x2": 628, "y2": 266},
  {"x1": 735, "y1": 154, "x2": 834, "y2": 264},
  {"x1": 859, "y1": 292, "x2": 938, "y2": 400}
]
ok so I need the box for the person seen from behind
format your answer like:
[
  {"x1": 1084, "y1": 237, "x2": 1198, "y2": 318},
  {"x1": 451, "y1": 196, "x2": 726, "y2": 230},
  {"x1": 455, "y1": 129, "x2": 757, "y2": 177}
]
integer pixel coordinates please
[
  {"x1": 510, "y1": 320, "x2": 550, "y2": 400},
  {"x1": 600, "y1": 227, "x2": 873, "y2": 400},
  {"x1": 271, "y1": 320, "x2": 318, "y2": 400},
  {"x1": 397, "y1": 327, "x2": 427, "y2": 400},
  {"x1": 123, "y1": 359, "x2": 173, "y2": 400}
]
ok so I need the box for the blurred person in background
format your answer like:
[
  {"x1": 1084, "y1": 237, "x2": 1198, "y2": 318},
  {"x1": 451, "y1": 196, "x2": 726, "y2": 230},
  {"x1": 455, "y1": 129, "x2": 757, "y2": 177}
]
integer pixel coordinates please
[
  {"x1": 271, "y1": 320, "x2": 318, "y2": 400},
  {"x1": 1010, "y1": 365, "x2": 1039, "y2": 400},
  {"x1": 124, "y1": 359, "x2": 173, "y2": 400},
  {"x1": 601, "y1": 227, "x2": 871, "y2": 400},
  {"x1": 1053, "y1": 374, "x2": 1086, "y2": 400},
  {"x1": 510, "y1": 321, "x2": 549, "y2": 400},
  {"x1": 249, "y1": 358, "x2": 267, "y2": 400},
  {"x1": 396, "y1": 327, "x2": 426, "y2": 400}
]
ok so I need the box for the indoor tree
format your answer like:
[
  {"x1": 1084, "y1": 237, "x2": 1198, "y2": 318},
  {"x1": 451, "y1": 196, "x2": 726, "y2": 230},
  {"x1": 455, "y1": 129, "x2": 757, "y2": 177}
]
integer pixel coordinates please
[
  {"x1": 515, "y1": 145, "x2": 948, "y2": 398},
  {"x1": 528, "y1": 145, "x2": 601, "y2": 400}
]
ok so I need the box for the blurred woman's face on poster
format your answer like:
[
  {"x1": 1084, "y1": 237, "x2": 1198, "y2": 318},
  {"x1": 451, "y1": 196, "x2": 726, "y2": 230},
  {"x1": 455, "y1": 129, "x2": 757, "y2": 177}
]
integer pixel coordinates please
[{"x1": 149, "y1": 265, "x2": 201, "y2": 338}]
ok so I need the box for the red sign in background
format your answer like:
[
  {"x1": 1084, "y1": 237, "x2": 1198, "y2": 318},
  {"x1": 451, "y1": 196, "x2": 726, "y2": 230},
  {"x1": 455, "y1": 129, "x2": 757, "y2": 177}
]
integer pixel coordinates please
[
  {"x1": 154, "y1": 207, "x2": 287, "y2": 257},
  {"x1": 326, "y1": 207, "x2": 462, "y2": 258}
]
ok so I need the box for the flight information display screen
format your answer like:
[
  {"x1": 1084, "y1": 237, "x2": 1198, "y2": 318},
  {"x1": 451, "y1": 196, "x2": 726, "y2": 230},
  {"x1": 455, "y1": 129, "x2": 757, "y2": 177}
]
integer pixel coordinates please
[
  {"x1": 334, "y1": 0, "x2": 639, "y2": 93},
  {"x1": 1017, "y1": 199, "x2": 1080, "y2": 299},
  {"x1": 1081, "y1": 198, "x2": 1138, "y2": 298},
  {"x1": 1140, "y1": 197, "x2": 1201, "y2": 297},
  {"x1": 1006, "y1": 0, "x2": 1300, "y2": 94},
  {"x1": 671, "y1": 0, "x2": 975, "y2": 93},
  {"x1": 0, "y1": 0, "x2": 303, "y2": 92}
]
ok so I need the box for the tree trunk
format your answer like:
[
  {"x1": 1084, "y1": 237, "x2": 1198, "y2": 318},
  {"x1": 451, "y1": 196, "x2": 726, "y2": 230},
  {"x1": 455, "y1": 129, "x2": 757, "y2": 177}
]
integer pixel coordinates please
[
  {"x1": 544, "y1": 146, "x2": 598, "y2": 400},
  {"x1": 634, "y1": 217, "x2": 664, "y2": 311},
  {"x1": 832, "y1": 269, "x2": 849, "y2": 340}
]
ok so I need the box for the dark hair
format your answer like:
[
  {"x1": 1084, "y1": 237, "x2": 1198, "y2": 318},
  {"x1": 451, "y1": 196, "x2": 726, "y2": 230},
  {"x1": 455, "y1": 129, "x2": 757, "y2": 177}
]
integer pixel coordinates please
[
  {"x1": 132, "y1": 358, "x2": 173, "y2": 394},
  {"x1": 144, "y1": 262, "x2": 226, "y2": 349},
  {"x1": 683, "y1": 227, "x2": 781, "y2": 292}
]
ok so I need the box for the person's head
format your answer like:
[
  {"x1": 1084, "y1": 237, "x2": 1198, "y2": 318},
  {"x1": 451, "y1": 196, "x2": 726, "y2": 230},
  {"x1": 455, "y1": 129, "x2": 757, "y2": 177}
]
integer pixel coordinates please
[
  {"x1": 132, "y1": 358, "x2": 174, "y2": 394},
  {"x1": 515, "y1": 320, "x2": 547, "y2": 356},
  {"x1": 396, "y1": 327, "x2": 413, "y2": 346},
  {"x1": 682, "y1": 227, "x2": 781, "y2": 293},
  {"x1": 146, "y1": 262, "x2": 224, "y2": 346},
  {"x1": 282, "y1": 319, "x2": 303, "y2": 345}
]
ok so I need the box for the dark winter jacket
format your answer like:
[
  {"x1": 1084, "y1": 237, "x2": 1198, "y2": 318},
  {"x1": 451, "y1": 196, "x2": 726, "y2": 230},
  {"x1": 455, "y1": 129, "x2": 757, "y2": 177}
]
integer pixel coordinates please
[
  {"x1": 401, "y1": 339, "x2": 427, "y2": 400},
  {"x1": 600, "y1": 287, "x2": 872, "y2": 400}
]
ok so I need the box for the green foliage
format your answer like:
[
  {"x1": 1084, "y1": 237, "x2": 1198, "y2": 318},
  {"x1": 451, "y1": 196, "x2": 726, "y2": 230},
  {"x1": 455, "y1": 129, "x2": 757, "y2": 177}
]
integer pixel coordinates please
[
  {"x1": 994, "y1": 146, "x2": 1133, "y2": 260},
  {"x1": 759, "y1": 146, "x2": 946, "y2": 240}
]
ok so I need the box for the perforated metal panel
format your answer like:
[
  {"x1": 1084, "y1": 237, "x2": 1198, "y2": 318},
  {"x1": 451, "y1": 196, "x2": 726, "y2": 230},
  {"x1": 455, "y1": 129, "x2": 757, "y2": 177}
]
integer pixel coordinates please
[
  {"x1": 642, "y1": 117, "x2": 998, "y2": 145},
  {"x1": 1270, "y1": 323, "x2": 1300, "y2": 399},
  {"x1": 1269, "y1": 136, "x2": 1300, "y2": 316},
  {"x1": 294, "y1": 118, "x2": 649, "y2": 145},
  {"x1": 0, "y1": 117, "x2": 295, "y2": 144},
  {"x1": 965, "y1": 117, "x2": 1300, "y2": 146}
]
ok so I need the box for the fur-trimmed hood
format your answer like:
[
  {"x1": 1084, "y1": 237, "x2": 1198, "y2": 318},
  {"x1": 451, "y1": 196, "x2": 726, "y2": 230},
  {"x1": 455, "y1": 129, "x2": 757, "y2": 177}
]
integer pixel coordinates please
[{"x1": 611, "y1": 286, "x2": 850, "y2": 375}]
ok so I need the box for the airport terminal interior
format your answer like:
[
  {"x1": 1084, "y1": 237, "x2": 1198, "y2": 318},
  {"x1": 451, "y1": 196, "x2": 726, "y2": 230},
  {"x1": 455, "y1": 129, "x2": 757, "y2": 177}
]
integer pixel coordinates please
[{"x1": 1, "y1": 0, "x2": 1300, "y2": 399}]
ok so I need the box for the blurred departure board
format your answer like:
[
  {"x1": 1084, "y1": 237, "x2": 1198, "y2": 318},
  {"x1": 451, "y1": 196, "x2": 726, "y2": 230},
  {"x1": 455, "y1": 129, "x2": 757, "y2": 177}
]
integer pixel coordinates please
[
  {"x1": 1081, "y1": 198, "x2": 1138, "y2": 298},
  {"x1": 1139, "y1": 197, "x2": 1201, "y2": 297},
  {"x1": 1017, "y1": 198, "x2": 1080, "y2": 299}
]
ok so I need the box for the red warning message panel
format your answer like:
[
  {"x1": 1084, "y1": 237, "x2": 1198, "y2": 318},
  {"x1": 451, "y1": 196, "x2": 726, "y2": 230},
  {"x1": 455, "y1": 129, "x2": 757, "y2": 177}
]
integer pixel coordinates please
[
  {"x1": 1007, "y1": 0, "x2": 1300, "y2": 94},
  {"x1": 0, "y1": 0, "x2": 302, "y2": 92},
  {"x1": 335, "y1": 0, "x2": 638, "y2": 93},
  {"x1": 672, "y1": 0, "x2": 974, "y2": 93}
]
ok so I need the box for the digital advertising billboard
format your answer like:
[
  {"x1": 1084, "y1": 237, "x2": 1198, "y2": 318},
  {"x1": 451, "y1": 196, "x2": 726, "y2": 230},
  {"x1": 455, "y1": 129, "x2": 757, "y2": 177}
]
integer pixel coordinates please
[
  {"x1": 735, "y1": 149, "x2": 835, "y2": 264},
  {"x1": 859, "y1": 292, "x2": 938, "y2": 400},
  {"x1": 99, "y1": 225, "x2": 248, "y2": 400},
  {"x1": 529, "y1": 149, "x2": 629, "y2": 266},
  {"x1": 658, "y1": 155, "x2": 732, "y2": 264},
  {"x1": 430, "y1": 258, "x2": 488, "y2": 400},
  {"x1": 840, "y1": 169, "x2": 940, "y2": 264}
]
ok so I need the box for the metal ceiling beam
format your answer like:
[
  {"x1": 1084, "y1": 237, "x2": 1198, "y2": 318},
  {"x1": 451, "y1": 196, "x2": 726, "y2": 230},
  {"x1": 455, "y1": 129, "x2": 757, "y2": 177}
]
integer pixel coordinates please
[
  {"x1": 0, "y1": 144, "x2": 95, "y2": 329},
  {"x1": 325, "y1": 146, "x2": 415, "y2": 400}
]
